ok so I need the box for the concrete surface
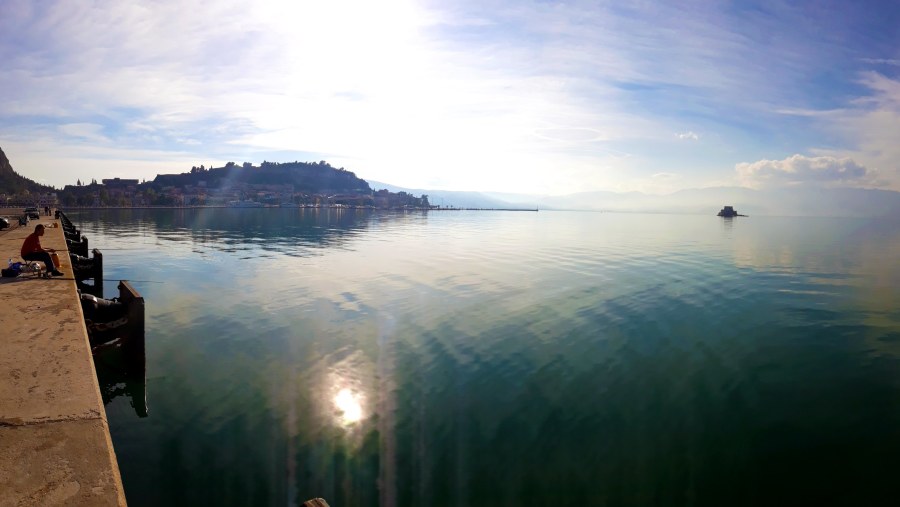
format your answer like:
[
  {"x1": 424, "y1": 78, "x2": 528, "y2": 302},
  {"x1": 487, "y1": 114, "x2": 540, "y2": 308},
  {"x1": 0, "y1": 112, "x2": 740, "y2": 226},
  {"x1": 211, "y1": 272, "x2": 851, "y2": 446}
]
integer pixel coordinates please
[{"x1": 0, "y1": 215, "x2": 126, "y2": 506}]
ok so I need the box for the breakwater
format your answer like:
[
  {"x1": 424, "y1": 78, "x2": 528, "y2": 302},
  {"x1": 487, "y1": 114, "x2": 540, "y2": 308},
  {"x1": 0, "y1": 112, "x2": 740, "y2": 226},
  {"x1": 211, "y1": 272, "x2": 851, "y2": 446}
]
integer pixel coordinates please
[{"x1": 0, "y1": 212, "x2": 127, "y2": 505}]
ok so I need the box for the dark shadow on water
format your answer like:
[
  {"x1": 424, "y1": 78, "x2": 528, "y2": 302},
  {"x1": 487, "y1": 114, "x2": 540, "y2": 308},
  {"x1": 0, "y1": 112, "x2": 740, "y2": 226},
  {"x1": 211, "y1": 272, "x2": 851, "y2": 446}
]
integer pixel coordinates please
[{"x1": 95, "y1": 344, "x2": 148, "y2": 418}]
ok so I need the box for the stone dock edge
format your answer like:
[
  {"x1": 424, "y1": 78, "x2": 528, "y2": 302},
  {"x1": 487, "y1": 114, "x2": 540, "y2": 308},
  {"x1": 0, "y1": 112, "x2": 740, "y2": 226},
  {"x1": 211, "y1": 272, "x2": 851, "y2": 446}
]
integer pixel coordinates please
[{"x1": 0, "y1": 213, "x2": 127, "y2": 506}]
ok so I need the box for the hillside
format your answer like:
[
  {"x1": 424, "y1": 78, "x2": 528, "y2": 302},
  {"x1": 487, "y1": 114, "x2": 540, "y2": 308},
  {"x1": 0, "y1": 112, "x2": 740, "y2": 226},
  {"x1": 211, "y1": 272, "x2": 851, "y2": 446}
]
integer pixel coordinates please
[
  {"x1": 0, "y1": 146, "x2": 54, "y2": 195},
  {"x1": 153, "y1": 161, "x2": 371, "y2": 194}
]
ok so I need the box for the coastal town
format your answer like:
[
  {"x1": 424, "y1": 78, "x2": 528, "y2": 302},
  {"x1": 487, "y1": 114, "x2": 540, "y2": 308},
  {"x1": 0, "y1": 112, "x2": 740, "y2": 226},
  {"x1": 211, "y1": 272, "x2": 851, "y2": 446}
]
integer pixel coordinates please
[
  {"x1": 2, "y1": 178, "x2": 429, "y2": 209},
  {"x1": 0, "y1": 156, "x2": 432, "y2": 210}
]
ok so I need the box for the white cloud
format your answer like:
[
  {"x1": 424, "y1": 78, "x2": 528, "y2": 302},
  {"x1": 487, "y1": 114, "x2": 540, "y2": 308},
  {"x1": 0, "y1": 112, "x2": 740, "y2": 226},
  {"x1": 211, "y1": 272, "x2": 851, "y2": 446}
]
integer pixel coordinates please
[
  {"x1": 676, "y1": 131, "x2": 699, "y2": 140},
  {"x1": 801, "y1": 71, "x2": 900, "y2": 190},
  {"x1": 736, "y1": 154, "x2": 874, "y2": 189}
]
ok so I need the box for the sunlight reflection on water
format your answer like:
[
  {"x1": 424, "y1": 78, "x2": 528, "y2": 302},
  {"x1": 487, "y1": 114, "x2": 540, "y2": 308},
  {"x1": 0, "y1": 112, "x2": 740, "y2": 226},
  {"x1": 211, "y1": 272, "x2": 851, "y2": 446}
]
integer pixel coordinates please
[{"x1": 334, "y1": 388, "x2": 364, "y2": 425}]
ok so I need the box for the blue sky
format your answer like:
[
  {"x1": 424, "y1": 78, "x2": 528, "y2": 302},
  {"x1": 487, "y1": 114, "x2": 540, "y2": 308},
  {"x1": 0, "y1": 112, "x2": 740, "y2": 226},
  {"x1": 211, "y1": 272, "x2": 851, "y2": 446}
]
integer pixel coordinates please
[{"x1": 1, "y1": 0, "x2": 899, "y2": 194}]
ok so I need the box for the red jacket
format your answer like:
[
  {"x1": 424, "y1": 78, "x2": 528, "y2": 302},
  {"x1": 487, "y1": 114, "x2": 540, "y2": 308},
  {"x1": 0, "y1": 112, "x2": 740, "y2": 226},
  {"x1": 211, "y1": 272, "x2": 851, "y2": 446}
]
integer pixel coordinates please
[{"x1": 21, "y1": 233, "x2": 43, "y2": 257}]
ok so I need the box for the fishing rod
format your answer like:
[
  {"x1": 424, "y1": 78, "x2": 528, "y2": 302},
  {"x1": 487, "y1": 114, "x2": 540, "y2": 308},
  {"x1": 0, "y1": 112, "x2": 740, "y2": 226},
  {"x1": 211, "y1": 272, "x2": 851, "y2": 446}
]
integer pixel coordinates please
[
  {"x1": 38, "y1": 277, "x2": 165, "y2": 283},
  {"x1": 98, "y1": 279, "x2": 165, "y2": 283}
]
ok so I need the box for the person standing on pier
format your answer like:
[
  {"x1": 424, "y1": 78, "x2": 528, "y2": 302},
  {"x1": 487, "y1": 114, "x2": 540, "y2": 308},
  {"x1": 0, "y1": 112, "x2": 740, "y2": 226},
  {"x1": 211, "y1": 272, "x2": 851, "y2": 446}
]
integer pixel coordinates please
[{"x1": 21, "y1": 224, "x2": 64, "y2": 276}]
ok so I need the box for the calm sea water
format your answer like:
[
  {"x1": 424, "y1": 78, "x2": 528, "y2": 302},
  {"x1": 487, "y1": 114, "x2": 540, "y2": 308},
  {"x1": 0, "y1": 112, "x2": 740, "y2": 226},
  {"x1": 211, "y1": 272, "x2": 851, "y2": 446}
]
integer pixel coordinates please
[{"x1": 71, "y1": 209, "x2": 900, "y2": 507}]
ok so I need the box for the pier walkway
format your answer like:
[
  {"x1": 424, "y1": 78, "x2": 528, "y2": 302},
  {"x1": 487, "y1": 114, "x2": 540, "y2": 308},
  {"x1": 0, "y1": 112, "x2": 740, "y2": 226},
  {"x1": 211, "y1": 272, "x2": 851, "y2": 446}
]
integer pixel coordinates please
[{"x1": 0, "y1": 215, "x2": 126, "y2": 506}]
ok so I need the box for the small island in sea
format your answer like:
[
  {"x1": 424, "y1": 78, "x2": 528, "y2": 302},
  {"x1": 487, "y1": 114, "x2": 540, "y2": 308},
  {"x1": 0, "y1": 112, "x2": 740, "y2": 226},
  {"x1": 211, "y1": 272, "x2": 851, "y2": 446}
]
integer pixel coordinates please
[{"x1": 717, "y1": 205, "x2": 746, "y2": 217}]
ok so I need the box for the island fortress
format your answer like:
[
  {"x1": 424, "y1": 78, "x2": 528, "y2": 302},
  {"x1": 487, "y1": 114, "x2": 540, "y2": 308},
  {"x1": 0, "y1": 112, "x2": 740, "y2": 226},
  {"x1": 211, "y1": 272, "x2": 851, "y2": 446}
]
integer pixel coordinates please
[{"x1": 717, "y1": 205, "x2": 746, "y2": 217}]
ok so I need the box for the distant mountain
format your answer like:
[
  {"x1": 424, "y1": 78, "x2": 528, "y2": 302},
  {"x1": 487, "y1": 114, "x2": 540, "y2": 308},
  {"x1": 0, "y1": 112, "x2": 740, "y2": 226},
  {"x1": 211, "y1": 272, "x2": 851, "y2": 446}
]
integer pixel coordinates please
[
  {"x1": 538, "y1": 186, "x2": 900, "y2": 217},
  {"x1": 0, "y1": 146, "x2": 55, "y2": 195},
  {"x1": 371, "y1": 181, "x2": 900, "y2": 217},
  {"x1": 367, "y1": 181, "x2": 536, "y2": 209}
]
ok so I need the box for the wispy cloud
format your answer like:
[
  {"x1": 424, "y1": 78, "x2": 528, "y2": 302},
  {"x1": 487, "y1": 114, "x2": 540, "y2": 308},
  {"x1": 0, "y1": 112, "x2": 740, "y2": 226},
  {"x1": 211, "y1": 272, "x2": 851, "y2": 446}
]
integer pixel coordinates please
[
  {"x1": 0, "y1": 1, "x2": 899, "y2": 193},
  {"x1": 58, "y1": 123, "x2": 109, "y2": 143},
  {"x1": 861, "y1": 58, "x2": 900, "y2": 66}
]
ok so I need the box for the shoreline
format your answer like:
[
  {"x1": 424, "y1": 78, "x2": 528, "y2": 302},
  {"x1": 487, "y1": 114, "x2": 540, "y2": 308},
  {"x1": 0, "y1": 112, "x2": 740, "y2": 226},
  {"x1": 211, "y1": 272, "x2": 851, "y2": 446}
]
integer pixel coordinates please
[{"x1": 3, "y1": 205, "x2": 539, "y2": 212}]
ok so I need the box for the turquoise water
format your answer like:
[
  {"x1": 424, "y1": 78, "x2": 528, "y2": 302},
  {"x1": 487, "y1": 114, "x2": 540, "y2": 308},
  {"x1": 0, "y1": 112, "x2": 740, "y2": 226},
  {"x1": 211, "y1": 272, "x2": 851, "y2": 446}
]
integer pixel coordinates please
[{"x1": 72, "y1": 209, "x2": 900, "y2": 506}]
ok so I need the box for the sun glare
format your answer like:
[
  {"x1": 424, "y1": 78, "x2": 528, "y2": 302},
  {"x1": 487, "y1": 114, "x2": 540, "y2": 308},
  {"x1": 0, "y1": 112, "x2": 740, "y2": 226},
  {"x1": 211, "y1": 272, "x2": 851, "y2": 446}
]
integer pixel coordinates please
[{"x1": 334, "y1": 388, "x2": 364, "y2": 425}]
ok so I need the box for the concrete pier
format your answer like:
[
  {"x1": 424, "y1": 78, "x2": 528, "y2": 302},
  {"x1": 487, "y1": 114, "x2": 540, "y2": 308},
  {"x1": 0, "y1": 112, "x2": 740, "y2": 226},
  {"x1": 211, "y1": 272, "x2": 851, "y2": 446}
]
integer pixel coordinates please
[{"x1": 0, "y1": 214, "x2": 126, "y2": 506}]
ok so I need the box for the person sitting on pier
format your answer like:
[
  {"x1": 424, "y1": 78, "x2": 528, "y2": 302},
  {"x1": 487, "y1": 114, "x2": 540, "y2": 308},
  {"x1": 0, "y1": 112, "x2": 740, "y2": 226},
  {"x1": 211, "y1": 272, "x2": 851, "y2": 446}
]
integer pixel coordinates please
[{"x1": 21, "y1": 224, "x2": 64, "y2": 277}]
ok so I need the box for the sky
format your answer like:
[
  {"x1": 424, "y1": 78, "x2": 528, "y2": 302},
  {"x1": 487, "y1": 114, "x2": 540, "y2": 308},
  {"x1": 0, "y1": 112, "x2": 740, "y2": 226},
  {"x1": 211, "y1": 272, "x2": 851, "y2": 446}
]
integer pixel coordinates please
[{"x1": 1, "y1": 0, "x2": 899, "y2": 195}]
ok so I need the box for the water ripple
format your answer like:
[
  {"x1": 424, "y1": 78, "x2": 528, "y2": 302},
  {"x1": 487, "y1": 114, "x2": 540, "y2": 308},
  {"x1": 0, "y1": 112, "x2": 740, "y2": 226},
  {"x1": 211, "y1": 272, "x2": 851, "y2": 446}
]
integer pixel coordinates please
[{"x1": 69, "y1": 209, "x2": 900, "y2": 506}]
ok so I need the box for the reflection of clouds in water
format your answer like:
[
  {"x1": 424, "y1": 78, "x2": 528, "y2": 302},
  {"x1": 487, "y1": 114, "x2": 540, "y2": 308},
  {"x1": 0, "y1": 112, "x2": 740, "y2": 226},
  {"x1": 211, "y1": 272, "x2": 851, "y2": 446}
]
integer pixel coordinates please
[
  {"x1": 732, "y1": 220, "x2": 900, "y2": 279},
  {"x1": 727, "y1": 218, "x2": 888, "y2": 278},
  {"x1": 849, "y1": 224, "x2": 900, "y2": 356},
  {"x1": 74, "y1": 207, "x2": 382, "y2": 259},
  {"x1": 728, "y1": 218, "x2": 900, "y2": 356}
]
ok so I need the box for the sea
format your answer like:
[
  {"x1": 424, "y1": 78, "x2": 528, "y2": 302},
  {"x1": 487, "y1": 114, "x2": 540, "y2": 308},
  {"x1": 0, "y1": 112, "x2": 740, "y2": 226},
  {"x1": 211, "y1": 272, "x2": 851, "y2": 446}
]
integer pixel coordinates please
[{"x1": 69, "y1": 208, "x2": 900, "y2": 507}]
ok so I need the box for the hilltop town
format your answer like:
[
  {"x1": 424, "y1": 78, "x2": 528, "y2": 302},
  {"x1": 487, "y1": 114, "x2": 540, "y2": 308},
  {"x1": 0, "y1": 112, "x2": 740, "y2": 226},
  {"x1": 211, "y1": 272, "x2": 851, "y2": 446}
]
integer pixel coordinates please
[{"x1": 0, "y1": 148, "x2": 430, "y2": 209}]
